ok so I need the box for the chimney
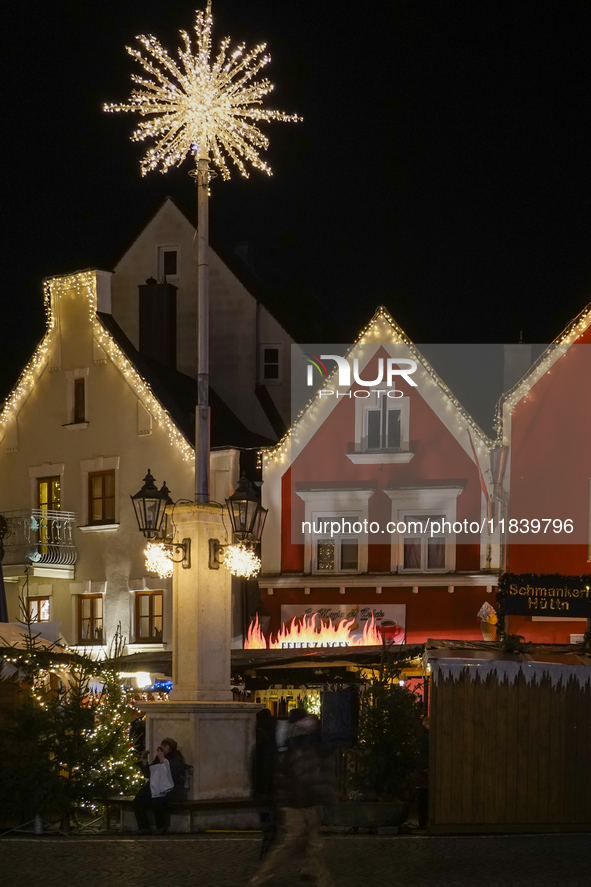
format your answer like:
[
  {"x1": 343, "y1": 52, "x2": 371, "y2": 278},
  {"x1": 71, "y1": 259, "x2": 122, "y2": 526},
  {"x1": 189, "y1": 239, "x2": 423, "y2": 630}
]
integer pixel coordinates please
[{"x1": 138, "y1": 279, "x2": 177, "y2": 368}]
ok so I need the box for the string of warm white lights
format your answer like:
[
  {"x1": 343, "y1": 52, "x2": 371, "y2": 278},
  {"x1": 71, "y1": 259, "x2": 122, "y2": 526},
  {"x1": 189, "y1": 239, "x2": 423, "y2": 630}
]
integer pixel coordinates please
[
  {"x1": 144, "y1": 541, "x2": 175, "y2": 578},
  {"x1": 222, "y1": 542, "x2": 262, "y2": 579},
  {"x1": 0, "y1": 285, "x2": 55, "y2": 441},
  {"x1": 4, "y1": 271, "x2": 194, "y2": 464},
  {"x1": 104, "y1": 5, "x2": 300, "y2": 178},
  {"x1": 496, "y1": 303, "x2": 591, "y2": 441},
  {"x1": 260, "y1": 306, "x2": 496, "y2": 469}
]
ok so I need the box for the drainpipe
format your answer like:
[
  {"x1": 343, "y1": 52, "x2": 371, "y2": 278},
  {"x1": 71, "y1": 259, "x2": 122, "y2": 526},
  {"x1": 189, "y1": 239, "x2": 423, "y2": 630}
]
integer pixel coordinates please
[{"x1": 491, "y1": 445, "x2": 508, "y2": 572}]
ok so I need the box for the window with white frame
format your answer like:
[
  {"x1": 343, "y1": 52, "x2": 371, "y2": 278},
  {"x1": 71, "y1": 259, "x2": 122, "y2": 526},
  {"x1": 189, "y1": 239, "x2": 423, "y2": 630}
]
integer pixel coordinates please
[
  {"x1": 158, "y1": 246, "x2": 179, "y2": 280},
  {"x1": 313, "y1": 515, "x2": 360, "y2": 573},
  {"x1": 260, "y1": 344, "x2": 282, "y2": 383},
  {"x1": 401, "y1": 514, "x2": 446, "y2": 571},
  {"x1": 296, "y1": 489, "x2": 374, "y2": 574},
  {"x1": 365, "y1": 397, "x2": 402, "y2": 451},
  {"x1": 385, "y1": 486, "x2": 463, "y2": 573},
  {"x1": 347, "y1": 393, "x2": 412, "y2": 464}
]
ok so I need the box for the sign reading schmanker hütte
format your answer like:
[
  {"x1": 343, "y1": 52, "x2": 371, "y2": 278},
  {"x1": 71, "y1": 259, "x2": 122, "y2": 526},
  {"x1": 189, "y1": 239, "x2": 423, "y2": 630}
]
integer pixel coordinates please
[{"x1": 498, "y1": 573, "x2": 591, "y2": 617}]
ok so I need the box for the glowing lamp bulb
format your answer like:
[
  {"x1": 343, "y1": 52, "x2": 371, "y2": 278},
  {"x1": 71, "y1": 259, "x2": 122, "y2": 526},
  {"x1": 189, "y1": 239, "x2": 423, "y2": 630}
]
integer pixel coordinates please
[
  {"x1": 223, "y1": 543, "x2": 261, "y2": 579},
  {"x1": 145, "y1": 542, "x2": 174, "y2": 578}
]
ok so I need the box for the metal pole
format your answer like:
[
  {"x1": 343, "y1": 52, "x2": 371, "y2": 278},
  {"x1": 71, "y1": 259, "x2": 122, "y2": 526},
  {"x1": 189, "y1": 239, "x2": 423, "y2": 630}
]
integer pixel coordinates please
[{"x1": 195, "y1": 154, "x2": 210, "y2": 503}]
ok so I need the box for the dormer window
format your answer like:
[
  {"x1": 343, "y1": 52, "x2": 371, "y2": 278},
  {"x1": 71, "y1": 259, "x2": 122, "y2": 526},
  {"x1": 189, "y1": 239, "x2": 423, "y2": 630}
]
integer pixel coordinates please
[
  {"x1": 347, "y1": 393, "x2": 412, "y2": 464},
  {"x1": 366, "y1": 398, "x2": 401, "y2": 451},
  {"x1": 158, "y1": 246, "x2": 179, "y2": 280}
]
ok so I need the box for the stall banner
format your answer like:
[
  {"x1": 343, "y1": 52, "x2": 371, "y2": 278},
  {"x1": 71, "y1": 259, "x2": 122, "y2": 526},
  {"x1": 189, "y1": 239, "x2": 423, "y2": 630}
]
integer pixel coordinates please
[
  {"x1": 280, "y1": 604, "x2": 406, "y2": 645},
  {"x1": 498, "y1": 573, "x2": 591, "y2": 617}
]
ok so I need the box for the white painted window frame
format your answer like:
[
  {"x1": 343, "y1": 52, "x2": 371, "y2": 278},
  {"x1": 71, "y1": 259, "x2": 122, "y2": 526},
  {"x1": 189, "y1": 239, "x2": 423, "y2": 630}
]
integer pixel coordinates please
[
  {"x1": 384, "y1": 486, "x2": 463, "y2": 573},
  {"x1": 296, "y1": 489, "x2": 374, "y2": 574},
  {"x1": 347, "y1": 394, "x2": 412, "y2": 465},
  {"x1": 157, "y1": 244, "x2": 180, "y2": 281}
]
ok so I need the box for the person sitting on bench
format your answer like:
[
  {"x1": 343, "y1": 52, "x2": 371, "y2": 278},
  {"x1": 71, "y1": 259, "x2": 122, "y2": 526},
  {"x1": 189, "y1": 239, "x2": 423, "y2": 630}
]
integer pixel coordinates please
[{"x1": 133, "y1": 737, "x2": 186, "y2": 834}]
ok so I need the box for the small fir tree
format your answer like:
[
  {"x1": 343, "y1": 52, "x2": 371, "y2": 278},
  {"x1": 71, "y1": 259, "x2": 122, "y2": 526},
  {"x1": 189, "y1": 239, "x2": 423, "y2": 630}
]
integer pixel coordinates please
[
  {"x1": 350, "y1": 646, "x2": 423, "y2": 800},
  {"x1": 0, "y1": 591, "x2": 141, "y2": 829}
]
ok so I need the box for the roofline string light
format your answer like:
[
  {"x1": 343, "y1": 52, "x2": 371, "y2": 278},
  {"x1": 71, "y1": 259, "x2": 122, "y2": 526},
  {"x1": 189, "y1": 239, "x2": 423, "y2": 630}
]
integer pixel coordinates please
[
  {"x1": 38, "y1": 272, "x2": 195, "y2": 463},
  {"x1": 260, "y1": 306, "x2": 496, "y2": 470}
]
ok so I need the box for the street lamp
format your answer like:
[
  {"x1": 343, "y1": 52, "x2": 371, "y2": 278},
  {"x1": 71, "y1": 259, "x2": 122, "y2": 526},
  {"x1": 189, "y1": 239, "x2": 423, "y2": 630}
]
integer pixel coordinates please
[
  {"x1": 130, "y1": 470, "x2": 171, "y2": 540},
  {"x1": 131, "y1": 470, "x2": 190, "y2": 577},
  {"x1": 209, "y1": 473, "x2": 267, "y2": 578},
  {"x1": 225, "y1": 473, "x2": 267, "y2": 544}
]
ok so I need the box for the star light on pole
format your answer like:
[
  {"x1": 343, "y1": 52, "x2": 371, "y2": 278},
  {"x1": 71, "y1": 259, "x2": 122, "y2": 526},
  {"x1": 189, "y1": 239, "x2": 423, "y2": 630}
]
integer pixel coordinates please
[{"x1": 104, "y1": 2, "x2": 300, "y2": 501}]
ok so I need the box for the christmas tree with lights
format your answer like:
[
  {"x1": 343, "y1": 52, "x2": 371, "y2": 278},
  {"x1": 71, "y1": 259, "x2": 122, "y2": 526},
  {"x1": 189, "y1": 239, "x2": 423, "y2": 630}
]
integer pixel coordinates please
[{"x1": 0, "y1": 594, "x2": 141, "y2": 830}]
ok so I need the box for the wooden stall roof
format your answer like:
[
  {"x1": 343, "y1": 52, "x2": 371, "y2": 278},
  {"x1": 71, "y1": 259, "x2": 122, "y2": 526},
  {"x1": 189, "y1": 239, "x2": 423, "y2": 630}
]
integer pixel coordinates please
[
  {"x1": 113, "y1": 644, "x2": 424, "y2": 679},
  {"x1": 233, "y1": 644, "x2": 423, "y2": 671},
  {"x1": 425, "y1": 637, "x2": 591, "y2": 666}
]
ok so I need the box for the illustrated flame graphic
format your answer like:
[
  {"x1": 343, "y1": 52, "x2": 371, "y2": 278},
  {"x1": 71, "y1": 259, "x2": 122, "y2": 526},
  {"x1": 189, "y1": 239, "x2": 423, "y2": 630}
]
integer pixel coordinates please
[{"x1": 244, "y1": 613, "x2": 401, "y2": 649}]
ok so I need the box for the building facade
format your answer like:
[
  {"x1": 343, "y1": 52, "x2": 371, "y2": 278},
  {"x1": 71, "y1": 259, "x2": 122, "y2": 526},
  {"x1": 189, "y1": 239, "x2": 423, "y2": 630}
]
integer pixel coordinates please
[
  {"x1": 258, "y1": 308, "x2": 501, "y2": 648},
  {"x1": 110, "y1": 196, "x2": 294, "y2": 441},
  {"x1": 499, "y1": 302, "x2": 591, "y2": 643},
  {"x1": 0, "y1": 263, "x2": 271, "y2": 662}
]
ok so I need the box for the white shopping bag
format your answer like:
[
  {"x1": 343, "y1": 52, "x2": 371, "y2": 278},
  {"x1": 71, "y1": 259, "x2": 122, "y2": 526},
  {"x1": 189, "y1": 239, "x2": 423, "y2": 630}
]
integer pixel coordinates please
[{"x1": 149, "y1": 759, "x2": 175, "y2": 798}]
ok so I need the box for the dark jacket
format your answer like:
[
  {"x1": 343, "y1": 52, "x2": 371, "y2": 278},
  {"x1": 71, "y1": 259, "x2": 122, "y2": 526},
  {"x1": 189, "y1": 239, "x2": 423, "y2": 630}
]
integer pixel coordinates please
[
  {"x1": 141, "y1": 750, "x2": 186, "y2": 796},
  {"x1": 253, "y1": 716, "x2": 278, "y2": 802},
  {"x1": 275, "y1": 715, "x2": 334, "y2": 808}
]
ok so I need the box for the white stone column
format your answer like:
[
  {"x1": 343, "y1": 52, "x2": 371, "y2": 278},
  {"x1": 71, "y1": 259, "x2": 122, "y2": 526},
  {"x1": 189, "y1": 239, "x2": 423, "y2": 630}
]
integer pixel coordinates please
[
  {"x1": 169, "y1": 503, "x2": 232, "y2": 702},
  {"x1": 142, "y1": 502, "x2": 261, "y2": 803}
]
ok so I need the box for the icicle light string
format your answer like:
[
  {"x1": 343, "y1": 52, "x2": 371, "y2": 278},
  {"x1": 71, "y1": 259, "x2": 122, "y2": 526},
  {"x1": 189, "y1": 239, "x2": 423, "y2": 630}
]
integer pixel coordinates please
[
  {"x1": 496, "y1": 304, "x2": 591, "y2": 440},
  {"x1": 261, "y1": 306, "x2": 495, "y2": 468},
  {"x1": 432, "y1": 658, "x2": 591, "y2": 689},
  {"x1": 0, "y1": 270, "x2": 194, "y2": 462}
]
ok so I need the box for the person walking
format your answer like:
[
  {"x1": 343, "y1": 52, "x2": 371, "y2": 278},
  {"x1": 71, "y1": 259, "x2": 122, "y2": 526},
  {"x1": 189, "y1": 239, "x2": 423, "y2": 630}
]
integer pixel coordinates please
[
  {"x1": 133, "y1": 737, "x2": 186, "y2": 835},
  {"x1": 248, "y1": 709, "x2": 335, "y2": 887},
  {"x1": 252, "y1": 708, "x2": 279, "y2": 858}
]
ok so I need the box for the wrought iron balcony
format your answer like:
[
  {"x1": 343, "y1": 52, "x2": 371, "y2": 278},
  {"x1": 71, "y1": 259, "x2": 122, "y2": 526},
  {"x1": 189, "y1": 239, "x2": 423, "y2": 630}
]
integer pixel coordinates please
[{"x1": 1, "y1": 509, "x2": 78, "y2": 572}]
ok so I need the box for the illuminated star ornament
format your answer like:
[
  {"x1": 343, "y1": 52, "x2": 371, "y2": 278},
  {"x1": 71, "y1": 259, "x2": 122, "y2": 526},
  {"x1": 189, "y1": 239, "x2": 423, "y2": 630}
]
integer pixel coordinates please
[{"x1": 104, "y1": 3, "x2": 300, "y2": 178}]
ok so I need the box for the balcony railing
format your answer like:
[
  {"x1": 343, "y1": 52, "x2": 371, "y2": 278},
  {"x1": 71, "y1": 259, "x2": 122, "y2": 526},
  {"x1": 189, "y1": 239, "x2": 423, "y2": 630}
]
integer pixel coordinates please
[{"x1": 1, "y1": 509, "x2": 78, "y2": 568}]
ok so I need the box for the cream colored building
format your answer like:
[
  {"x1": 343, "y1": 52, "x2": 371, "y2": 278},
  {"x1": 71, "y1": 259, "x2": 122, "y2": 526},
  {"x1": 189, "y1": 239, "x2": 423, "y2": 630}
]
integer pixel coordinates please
[
  {"x1": 0, "y1": 263, "x2": 273, "y2": 663},
  {"x1": 110, "y1": 196, "x2": 294, "y2": 440}
]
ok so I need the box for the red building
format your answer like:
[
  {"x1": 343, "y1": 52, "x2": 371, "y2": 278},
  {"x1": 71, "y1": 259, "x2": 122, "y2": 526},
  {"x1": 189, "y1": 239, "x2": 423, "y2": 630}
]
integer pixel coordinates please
[
  {"x1": 499, "y1": 302, "x2": 591, "y2": 643},
  {"x1": 257, "y1": 308, "x2": 500, "y2": 648}
]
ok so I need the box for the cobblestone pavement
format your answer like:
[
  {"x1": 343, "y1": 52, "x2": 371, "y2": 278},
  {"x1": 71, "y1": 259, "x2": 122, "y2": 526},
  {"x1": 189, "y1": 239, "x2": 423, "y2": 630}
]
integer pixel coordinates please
[{"x1": 2, "y1": 832, "x2": 590, "y2": 887}]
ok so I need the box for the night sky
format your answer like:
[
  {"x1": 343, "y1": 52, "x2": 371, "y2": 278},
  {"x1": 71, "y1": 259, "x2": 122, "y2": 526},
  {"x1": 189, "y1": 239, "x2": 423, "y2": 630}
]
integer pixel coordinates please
[{"x1": 2, "y1": 0, "x2": 591, "y2": 407}]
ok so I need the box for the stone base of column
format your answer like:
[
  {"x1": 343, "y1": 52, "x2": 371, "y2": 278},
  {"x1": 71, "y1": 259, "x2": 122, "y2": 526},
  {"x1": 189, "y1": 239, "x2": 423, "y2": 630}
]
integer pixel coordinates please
[{"x1": 144, "y1": 700, "x2": 262, "y2": 801}]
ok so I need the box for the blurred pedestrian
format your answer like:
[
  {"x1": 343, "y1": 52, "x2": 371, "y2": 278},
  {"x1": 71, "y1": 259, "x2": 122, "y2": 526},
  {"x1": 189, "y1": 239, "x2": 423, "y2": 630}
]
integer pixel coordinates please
[
  {"x1": 249, "y1": 708, "x2": 335, "y2": 887},
  {"x1": 252, "y1": 708, "x2": 278, "y2": 858},
  {"x1": 133, "y1": 737, "x2": 186, "y2": 835}
]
